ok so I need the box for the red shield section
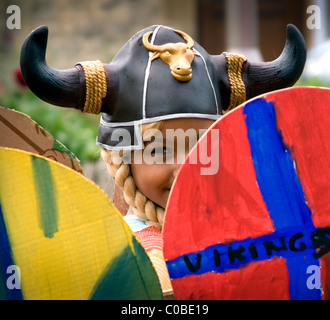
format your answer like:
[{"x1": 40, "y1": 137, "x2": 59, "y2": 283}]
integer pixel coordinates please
[{"x1": 163, "y1": 87, "x2": 330, "y2": 299}]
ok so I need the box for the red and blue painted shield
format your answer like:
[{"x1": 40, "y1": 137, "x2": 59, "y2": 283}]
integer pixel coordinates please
[{"x1": 163, "y1": 87, "x2": 330, "y2": 300}]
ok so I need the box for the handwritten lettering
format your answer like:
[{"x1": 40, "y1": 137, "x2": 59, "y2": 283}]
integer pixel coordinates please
[{"x1": 167, "y1": 226, "x2": 330, "y2": 278}]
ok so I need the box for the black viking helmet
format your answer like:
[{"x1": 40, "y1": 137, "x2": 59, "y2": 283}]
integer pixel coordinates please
[{"x1": 20, "y1": 24, "x2": 306, "y2": 149}]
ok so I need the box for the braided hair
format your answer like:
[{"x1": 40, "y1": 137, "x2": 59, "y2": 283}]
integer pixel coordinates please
[{"x1": 101, "y1": 121, "x2": 165, "y2": 230}]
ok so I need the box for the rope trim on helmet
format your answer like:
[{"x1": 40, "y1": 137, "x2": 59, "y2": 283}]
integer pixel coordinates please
[
  {"x1": 77, "y1": 60, "x2": 107, "y2": 114},
  {"x1": 225, "y1": 52, "x2": 247, "y2": 112}
]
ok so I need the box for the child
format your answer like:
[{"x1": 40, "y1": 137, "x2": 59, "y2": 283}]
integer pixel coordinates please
[
  {"x1": 20, "y1": 24, "x2": 306, "y2": 295},
  {"x1": 101, "y1": 117, "x2": 215, "y2": 293}
]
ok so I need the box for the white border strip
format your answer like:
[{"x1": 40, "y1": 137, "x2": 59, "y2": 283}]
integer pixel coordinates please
[
  {"x1": 99, "y1": 113, "x2": 222, "y2": 128},
  {"x1": 142, "y1": 25, "x2": 162, "y2": 119}
]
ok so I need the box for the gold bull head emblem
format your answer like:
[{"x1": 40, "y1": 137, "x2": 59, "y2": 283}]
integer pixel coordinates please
[{"x1": 142, "y1": 30, "x2": 200, "y2": 82}]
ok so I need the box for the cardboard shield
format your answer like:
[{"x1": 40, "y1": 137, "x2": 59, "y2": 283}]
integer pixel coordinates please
[
  {"x1": 163, "y1": 87, "x2": 330, "y2": 300},
  {"x1": 0, "y1": 147, "x2": 162, "y2": 300},
  {"x1": 0, "y1": 106, "x2": 82, "y2": 173}
]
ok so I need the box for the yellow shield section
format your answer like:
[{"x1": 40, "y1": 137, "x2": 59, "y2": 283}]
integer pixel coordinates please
[{"x1": 0, "y1": 147, "x2": 161, "y2": 300}]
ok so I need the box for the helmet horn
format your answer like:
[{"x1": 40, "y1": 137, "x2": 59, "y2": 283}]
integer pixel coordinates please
[
  {"x1": 244, "y1": 24, "x2": 306, "y2": 100},
  {"x1": 20, "y1": 25, "x2": 86, "y2": 111}
]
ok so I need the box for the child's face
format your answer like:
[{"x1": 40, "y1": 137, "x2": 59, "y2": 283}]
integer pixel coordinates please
[{"x1": 130, "y1": 118, "x2": 214, "y2": 209}]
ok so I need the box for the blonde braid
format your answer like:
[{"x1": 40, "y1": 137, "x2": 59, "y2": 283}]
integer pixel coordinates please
[{"x1": 101, "y1": 121, "x2": 165, "y2": 230}]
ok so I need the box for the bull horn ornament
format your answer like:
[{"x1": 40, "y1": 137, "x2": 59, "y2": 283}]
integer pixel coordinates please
[
  {"x1": 20, "y1": 24, "x2": 306, "y2": 149},
  {"x1": 142, "y1": 30, "x2": 200, "y2": 82}
]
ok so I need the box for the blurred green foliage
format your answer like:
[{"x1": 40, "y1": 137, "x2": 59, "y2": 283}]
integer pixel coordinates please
[
  {"x1": 296, "y1": 77, "x2": 330, "y2": 88},
  {"x1": 0, "y1": 89, "x2": 101, "y2": 163}
]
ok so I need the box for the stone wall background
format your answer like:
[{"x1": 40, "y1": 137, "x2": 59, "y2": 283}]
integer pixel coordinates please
[{"x1": 1, "y1": 0, "x2": 197, "y2": 86}]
